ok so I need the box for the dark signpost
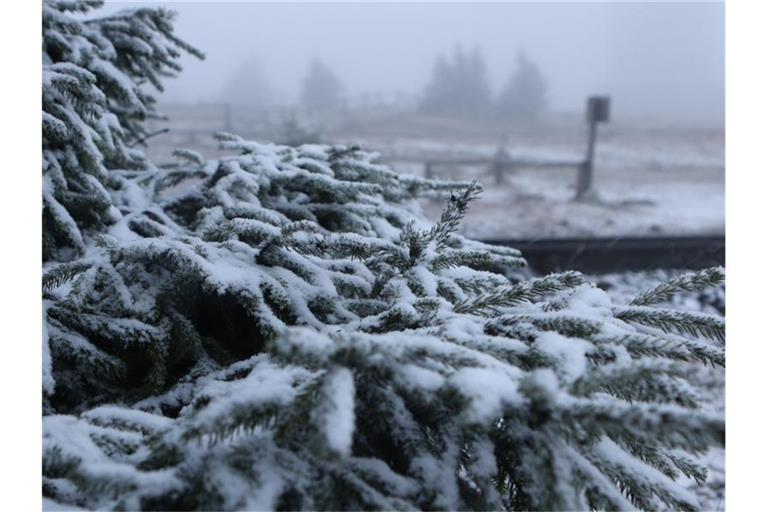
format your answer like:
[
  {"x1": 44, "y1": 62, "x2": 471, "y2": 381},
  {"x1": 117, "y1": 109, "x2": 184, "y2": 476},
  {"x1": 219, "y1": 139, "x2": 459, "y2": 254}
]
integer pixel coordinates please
[{"x1": 577, "y1": 95, "x2": 611, "y2": 200}]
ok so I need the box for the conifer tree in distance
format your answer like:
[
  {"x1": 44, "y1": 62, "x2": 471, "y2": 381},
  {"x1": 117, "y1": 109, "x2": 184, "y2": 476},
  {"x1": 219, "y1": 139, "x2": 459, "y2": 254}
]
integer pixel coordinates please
[
  {"x1": 497, "y1": 50, "x2": 548, "y2": 121},
  {"x1": 221, "y1": 54, "x2": 274, "y2": 108},
  {"x1": 300, "y1": 58, "x2": 345, "y2": 113},
  {"x1": 420, "y1": 45, "x2": 492, "y2": 118}
]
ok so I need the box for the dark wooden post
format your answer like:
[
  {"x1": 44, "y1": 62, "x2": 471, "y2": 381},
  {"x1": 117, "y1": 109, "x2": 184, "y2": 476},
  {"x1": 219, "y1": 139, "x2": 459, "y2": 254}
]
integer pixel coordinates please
[
  {"x1": 576, "y1": 96, "x2": 610, "y2": 200},
  {"x1": 492, "y1": 144, "x2": 512, "y2": 185},
  {"x1": 425, "y1": 162, "x2": 434, "y2": 179}
]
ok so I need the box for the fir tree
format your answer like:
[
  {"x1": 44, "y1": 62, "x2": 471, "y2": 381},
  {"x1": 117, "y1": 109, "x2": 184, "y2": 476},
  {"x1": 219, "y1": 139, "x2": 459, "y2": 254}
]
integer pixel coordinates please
[
  {"x1": 497, "y1": 50, "x2": 548, "y2": 121},
  {"x1": 42, "y1": 3, "x2": 725, "y2": 510},
  {"x1": 42, "y1": 0, "x2": 202, "y2": 262},
  {"x1": 420, "y1": 45, "x2": 492, "y2": 118},
  {"x1": 221, "y1": 54, "x2": 274, "y2": 109},
  {"x1": 43, "y1": 132, "x2": 725, "y2": 510},
  {"x1": 300, "y1": 58, "x2": 345, "y2": 113}
]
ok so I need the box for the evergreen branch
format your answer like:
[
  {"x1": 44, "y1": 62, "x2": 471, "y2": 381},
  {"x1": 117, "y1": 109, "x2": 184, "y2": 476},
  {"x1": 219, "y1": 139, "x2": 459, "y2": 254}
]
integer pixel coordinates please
[
  {"x1": 614, "y1": 306, "x2": 725, "y2": 344},
  {"x1": 43, "y1": 261, "x2": 92, "y2": 291},
  {"x1": 620, "y1": 441, "x2": 683, "y2": 481},
  {"x1": 560, "y1": 397, "x2": 724, "y2": 449},
  {"x1": 630, "y1": 267, "x2": 725, "y2": 306},
  {"x1": 426, "y1": 181, "x2": 482, "y2": 252},
  {"x1": 600, "y1": 334, "x2": 690, "y2": 361},
  {"x1": 430, "y1": 249, "x2": 493, "y2": 272},
  {"x1": 487, "y1": 313, "x2": 603, "y2": 339},
  {"x1": 571, "y1": 361, "x2": 697, "y2": 407},
  {"x1": 456, "y1": 271, "x2": 584, "y2": 315},
  {"x1": 183, "y1": 401, "x2": 282, "y2": 447},
  {"x1": 453, "y1": 275, "x2": 507, "y2": 296},
  {"x1": 128, "y1": 128, "x2": 169, "y2": 148},
  {"x1": 92, "y1": 234, "x2": 119, "y2": 250},
  {"x1": 602, "y1": 330, "x2": 724, "y2": 367},
  {"x1": 680, "y1": 337, "x2": 726, "y2": 367},
  {"x1": 171, "y1": 148, "x2": 204, "y2": 166},
  {"x1": 667, "y1": 452, "x2": 709, "y2": 485}
]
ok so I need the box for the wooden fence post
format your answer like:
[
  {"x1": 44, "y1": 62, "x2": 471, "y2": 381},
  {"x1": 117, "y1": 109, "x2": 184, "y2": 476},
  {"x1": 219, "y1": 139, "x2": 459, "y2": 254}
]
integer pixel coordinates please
[
  {"x1": 576, "y1": 96, "x2": 610, "y2": 200},
  {"x1": 492, "y1": 145, "x2": 512, "y2": 185},
  {"x1": 576, "y1": 120, "x2": 597, "y2": 199},
  {"x1": 425, "y1": 162, "x2": 434, "y2": 179}
]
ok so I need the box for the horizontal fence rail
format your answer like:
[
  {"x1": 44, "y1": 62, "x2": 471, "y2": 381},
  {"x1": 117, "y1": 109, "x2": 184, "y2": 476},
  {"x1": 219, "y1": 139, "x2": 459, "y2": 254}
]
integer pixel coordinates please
[{"x1": 482, "y1": 236, "x2": 725, "y2": 275}]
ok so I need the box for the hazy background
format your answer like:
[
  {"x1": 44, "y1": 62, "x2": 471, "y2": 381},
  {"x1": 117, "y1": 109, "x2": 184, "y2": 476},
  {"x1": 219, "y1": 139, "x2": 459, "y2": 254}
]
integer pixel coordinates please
[
  {"x1": 102, "y1": 0, "x2": 724, "y2": 125},
  {"x1": 97, "y1": 1, "x2": 725, "y2": 240}
]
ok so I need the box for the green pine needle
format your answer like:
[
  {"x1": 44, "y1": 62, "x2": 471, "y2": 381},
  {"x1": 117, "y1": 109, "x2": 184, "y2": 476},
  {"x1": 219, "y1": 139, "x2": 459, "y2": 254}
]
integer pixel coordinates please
[
  {"x1": 630, "y1": 267, "x2": 725, "y2": 306},
  {"x1": 42, "y1": 261, "x2": 92, "y2": 291},
  {"x1": 615, "y1": 306, "x2": 725, "y2": 344},
  {"x1": 455, "y1": 271, "x2": 584, "y2": 315}
]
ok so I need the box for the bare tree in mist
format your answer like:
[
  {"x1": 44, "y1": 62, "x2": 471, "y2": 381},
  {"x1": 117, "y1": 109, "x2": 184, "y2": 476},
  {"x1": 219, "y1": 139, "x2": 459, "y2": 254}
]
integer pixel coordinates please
[
  {"x1": 420, "y1": 45, "x2": 492, "y2": 117},
  {"x1": 221, "y1": 54, "x2": 273, "y2": 108},
  {"x1": 300, "y1": 58, "x2": 345, "y2": 113},
  {"x1": 497, "y1": 50, "x2": 548, "y2": 121}
]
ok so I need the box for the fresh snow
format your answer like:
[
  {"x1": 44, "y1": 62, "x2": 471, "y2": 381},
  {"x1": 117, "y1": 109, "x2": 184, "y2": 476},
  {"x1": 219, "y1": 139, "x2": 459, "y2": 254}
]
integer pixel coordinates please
[
  {"x1": 320, "y1": 368, "x2": 356, "y2": 456},
  {"x1": 41, "y1": 15, "x2": 726, "y2": 504},
  {"x1": 449, "y1": 367, "x2": 523, "y2": 423}
]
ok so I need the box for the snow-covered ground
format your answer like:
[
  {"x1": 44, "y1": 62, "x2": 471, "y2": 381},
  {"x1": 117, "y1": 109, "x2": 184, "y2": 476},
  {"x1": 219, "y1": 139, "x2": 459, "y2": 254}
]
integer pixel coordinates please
[
  {"x1": 424, "y1": 173, "x2": 723, "y2": 240},
  {"x1": 143, "y1": 109, "x2": 724, "y2": 240},
  {"x1": 382, "y1": 135, "x2": 724, "y2": 240},
  {"x1": 595, "y1": 269, "x2": 725, "y2": 511}
]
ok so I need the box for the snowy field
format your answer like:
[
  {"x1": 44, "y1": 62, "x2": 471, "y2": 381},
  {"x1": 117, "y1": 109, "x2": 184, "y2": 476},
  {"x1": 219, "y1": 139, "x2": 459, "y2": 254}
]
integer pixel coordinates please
[
  {"x1": 143, "y1": 108, "x2": 724, "y2": 240},
  {"x1": 596, "y1": 270, "x2": 725, "y2": 511},
  {"x1": 377, "y1": 133, "x2": 724, "y2": 240}
]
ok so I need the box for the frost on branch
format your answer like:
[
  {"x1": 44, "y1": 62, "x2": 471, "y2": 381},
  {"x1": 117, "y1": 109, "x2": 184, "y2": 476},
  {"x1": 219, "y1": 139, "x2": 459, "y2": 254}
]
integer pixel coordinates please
[
  {"x1": 43, "y1": 134, "x2": 725, "y2": 511},
  {"x1": 42, "y1": 0, "x2": 202, "y2": 262}
]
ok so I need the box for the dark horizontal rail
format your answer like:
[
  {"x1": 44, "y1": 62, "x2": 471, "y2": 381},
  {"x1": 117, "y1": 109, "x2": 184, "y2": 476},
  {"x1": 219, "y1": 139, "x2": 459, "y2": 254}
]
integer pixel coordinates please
[
  {"x1": 504, "y1": 159, "x2": 584, "y2": 169},
  {"x1": 386, "y1": 157, "x2": 584, "y2": 169},
  {"x1": 481, "y1": 236, "x2": 725, "y2": 275},
  {"x1": 425, "y1": 158, "x2": 494, "y2": 166}
]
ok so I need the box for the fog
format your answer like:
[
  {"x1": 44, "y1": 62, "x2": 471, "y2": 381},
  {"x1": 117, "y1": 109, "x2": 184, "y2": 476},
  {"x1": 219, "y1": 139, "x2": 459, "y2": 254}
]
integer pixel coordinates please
[{"x1": 101, "y1": 1, "x2": 724, "y2": 126}]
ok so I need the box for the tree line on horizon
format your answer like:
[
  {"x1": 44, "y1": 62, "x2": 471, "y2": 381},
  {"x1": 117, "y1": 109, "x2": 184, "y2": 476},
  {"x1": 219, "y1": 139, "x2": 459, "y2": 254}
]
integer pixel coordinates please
[{"x1": 220, "y1": 46, "x2": 549, "y2": 121}]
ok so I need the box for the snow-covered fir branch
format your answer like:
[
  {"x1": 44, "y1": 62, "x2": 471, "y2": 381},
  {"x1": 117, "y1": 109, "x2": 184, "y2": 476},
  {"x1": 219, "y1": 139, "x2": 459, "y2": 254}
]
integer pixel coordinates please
[
  {"x1": 42, "y1": 133, "x2": 726, "y2": 510},
  {"x1": 42, "y1": 0, "x2": 202, "y2": 262},
  {"x1": 629, "y1": 267, "x2": 725, "y2": 307},
  {"x1": 41, "y1": 2, "x2": 725, "y2": 510}
]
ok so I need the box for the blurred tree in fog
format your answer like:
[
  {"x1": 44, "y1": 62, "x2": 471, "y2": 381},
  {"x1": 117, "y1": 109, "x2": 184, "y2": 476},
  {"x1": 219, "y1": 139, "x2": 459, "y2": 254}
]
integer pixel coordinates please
[
  {"x1": 221, "y1": 54, "x2": 273, "y2": 108},
  {"x1": 497, "y1": 51, "x2": 548, "y2": 121},
  {"x1": 420, "y1": 45, "x2": 492, "y2": 117},
  {"x1": 300, "y1": 58, "x2": 345, "y2": 113}
]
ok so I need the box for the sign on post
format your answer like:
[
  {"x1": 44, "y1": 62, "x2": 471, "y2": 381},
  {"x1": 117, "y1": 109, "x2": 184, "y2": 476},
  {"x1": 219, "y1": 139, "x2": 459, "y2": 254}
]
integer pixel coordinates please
[{"x1": 587, "y1": 96, "x2": 611, "y2": 124}]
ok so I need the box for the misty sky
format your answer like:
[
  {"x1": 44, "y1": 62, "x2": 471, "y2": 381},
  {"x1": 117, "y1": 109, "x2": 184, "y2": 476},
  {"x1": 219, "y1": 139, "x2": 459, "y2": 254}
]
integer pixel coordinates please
[{"x1": 101, "y1": 1, "x2": 724, "y2": 125}]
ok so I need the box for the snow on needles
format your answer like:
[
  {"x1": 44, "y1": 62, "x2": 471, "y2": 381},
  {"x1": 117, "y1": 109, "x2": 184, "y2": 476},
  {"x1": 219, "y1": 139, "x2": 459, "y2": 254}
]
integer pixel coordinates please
[
  {"x1": 40, "y1": 4, "x2": 726, "y2": 506},
  {"x1": 41, "y1": 132, "x2": 726, "y2": 511},
  {"x1": 319, "y1": 368, "x2": 356, "y2": 456}
]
